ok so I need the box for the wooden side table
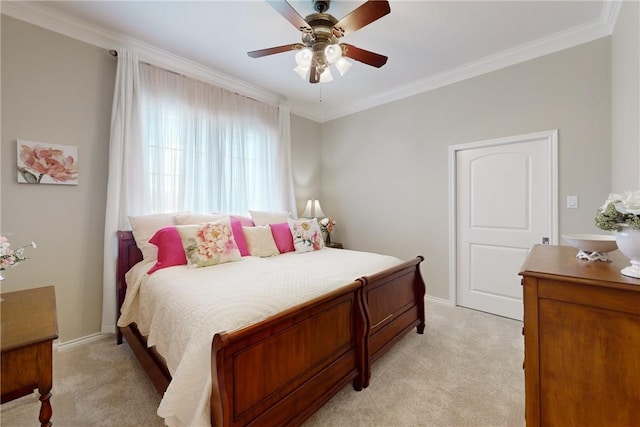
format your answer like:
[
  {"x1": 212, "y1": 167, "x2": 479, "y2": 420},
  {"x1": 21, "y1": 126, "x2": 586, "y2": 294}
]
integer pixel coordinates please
[{"x1": 1, "y1": 286, "x2": 58, "y2": 427}]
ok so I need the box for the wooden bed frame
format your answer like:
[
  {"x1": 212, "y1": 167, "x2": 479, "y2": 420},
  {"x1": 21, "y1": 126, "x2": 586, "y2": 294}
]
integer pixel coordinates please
[{"x1": 116, "y1": 230, "x2": 425, "y2": 426}]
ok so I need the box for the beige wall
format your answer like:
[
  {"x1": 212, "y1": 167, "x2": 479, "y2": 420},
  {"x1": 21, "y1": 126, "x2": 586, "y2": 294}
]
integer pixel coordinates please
[
  {"x1": 612, "y1": 0, "x2": 640, "y2": 192},
  {"x1": 1, "y1": 16, "x2": 116, "y2": 342},
  {"x1": 1, "y1": 8, "x2": 631, "y2": 339},
  {"x1": 291, "y1": 114, "x2": 322, "y2": 217},
  {"x1": 321, "y1": 38, "x2": 612, "y2": 301},
  {"x1": 0, "y1": 15, "x2": 323, "y2": 343}
]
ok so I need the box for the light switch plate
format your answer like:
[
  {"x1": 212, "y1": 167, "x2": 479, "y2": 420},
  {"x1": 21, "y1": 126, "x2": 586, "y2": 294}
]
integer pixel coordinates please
[{"x1": 567, "y1": 195, "x2": 578, "y2": 209}]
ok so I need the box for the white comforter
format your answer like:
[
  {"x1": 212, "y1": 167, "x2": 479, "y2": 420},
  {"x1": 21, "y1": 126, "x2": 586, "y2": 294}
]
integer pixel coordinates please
[{"x1": 117, "y1": 248, "x2": 402, "y2": 427}]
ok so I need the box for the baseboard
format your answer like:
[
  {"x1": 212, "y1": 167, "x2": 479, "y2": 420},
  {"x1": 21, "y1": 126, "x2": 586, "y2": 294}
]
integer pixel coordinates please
[
  {"x1": 426, "y1": 294, "x2": 453, "y2": 306},
  {"x1": 55, "y1": 332, "x2": 113, "y2": 352}
]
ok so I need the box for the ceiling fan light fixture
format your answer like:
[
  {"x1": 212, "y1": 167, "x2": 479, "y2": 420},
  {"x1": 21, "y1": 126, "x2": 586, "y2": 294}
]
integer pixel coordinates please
[
  {"x1": 319, "y1": 67, "x2": 333, "y2": 83},
  {"x1": 324, "y1": 44, "x2": 342, "y2": 64},
  {"x1": 295, "y1": 48, "x2": 313, "y2": 68},
  {"x1": 293, "y1": 65, "x2": 310, "y2": 79},
  {"x1": 249, "y1": 0, "x2": 390, "y2": 84},
  {"x1": 334, "y1": 57, "x2": 352, "y2": 76}
]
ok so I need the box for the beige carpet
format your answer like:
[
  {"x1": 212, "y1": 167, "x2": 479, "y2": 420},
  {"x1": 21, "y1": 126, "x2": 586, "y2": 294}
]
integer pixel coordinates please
[{"x1": 1, "y1": 301, "x2": 524, "y2": 426}]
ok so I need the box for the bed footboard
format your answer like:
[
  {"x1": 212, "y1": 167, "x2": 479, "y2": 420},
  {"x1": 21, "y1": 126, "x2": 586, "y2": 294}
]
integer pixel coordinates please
[
  {"x1": 361, "y1": 256, "x2": 425, "y2": 387},
  {"x1": 210, "y1": 281, "x2": 367, "y2": 427},
  {"x1": 116, "y1": 230, "x2": 425, "y2": 425}
]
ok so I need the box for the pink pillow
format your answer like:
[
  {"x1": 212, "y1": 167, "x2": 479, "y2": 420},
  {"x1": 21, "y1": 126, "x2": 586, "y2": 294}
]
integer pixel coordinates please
[
  {"x1": 148, "y1": 226, "x2": 187, "y2": 274},
  {"x1": 231, "y1": 220, "x2": 250, "y2": 256},
  {"x1": 230, "y1": 215, "x2": 254, "y2": 227},
  {"x1": 270, "y1": 222, "x2": 295, "y2": 253}
]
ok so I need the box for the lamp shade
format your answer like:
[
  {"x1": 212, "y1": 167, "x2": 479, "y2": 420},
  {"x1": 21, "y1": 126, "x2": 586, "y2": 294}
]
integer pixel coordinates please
[
  {"x1": 335, "y1": 57, "x2": 352, "y2": 76},
  {"x1": 293, "y1": 65, "x2": 309, "y2": 79},
  {"x1": 302, "y1": 199, "x2": 325, "y2": 218},
  {"x1": 324, "y1": 44, "x2": 342, "y2": 64},
  {"x1": 295, "y1": 48, "x2": 313, "y2": 68},
  {"x1": 319, "y1": 68, "x2": 333, "y2": 83}
]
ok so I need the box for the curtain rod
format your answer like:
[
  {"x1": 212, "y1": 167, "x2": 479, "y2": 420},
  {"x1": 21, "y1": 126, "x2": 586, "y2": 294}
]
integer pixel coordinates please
[{"x1": 107, "y1": 49, "x2": 271, "y2": 106}]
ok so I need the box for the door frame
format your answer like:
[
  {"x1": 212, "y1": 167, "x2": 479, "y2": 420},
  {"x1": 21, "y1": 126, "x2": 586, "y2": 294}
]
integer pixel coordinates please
[{"x1": 448, "y1": 130, "x2": 559, "y2": 307}]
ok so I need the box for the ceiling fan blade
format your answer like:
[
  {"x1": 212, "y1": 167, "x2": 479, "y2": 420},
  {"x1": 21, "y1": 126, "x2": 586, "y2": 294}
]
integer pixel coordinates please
[
  {"x1": 266, "y1": 0, "x2": 312, "y2": 32},
  {"x1": 248, "y1": 43, "x2": 303, "y2": 58},
  {"x1": 333, "y1": 0, "x2": 390, "y2": 37},
  {"x1": 341, "y1": 43, "x2": 387, "y2": 68}
]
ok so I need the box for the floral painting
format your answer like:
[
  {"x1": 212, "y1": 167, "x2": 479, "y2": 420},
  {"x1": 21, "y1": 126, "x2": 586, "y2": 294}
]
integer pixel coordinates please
[{"x1": 17, "y1": 140, "x2": 78, "y2": 185}]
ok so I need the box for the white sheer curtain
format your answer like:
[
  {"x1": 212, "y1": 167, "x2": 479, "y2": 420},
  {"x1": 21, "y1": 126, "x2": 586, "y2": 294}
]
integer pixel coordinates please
[
  {"x1": 138, "y1": 62, "x2": 292, "y2": 215},
  {"x1": 102, "y1": 49, "x2": 146, "y2": 333},
  {"x1": 101, "y1": 53, "x2": 295, "y2": 333}
]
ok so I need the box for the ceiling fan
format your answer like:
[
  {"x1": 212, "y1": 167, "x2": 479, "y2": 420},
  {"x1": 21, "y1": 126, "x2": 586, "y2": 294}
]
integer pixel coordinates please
[{"x1": 248, "y1": 0, "x2": 390, "y2": 83}]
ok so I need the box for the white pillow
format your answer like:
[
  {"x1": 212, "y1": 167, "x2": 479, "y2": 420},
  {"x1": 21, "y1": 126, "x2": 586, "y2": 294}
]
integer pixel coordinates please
[
  {"x1": 174, "y1": 213, "x2": 229, "y2": 225},
  {"x1": 249, "y1": 210, "x2": 291, "y2": 226},
  {"x1": 242, "y1": 225, "x2": 280, "y2": 257},
  {"x1": 288, "y1": 218, "x2": 325, "y2": 253},
  {"x1": 128, "y1": 212, "x2": 187, "y2": 261}
]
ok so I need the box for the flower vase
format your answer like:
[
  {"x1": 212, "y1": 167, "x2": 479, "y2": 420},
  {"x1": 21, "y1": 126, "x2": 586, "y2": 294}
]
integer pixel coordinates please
[
  {"x1": 324, "y1": 232, "x2": 331, "y2": 245},
  {"x1": 615, "y1": 224, "x2": 640, "y2": 279},
  {"x1": 0, "y1": 270, "x2": 4, "y2": 302}
]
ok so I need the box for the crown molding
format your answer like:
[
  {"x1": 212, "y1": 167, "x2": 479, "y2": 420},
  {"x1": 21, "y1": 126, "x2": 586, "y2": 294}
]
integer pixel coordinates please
[
  {"x1": 286, "y1": 102, "x2": 327, "y2": 122},
  {"x1": 0, "y1": 1, "x2": 285, "y2": 108},
  {"x1": 1, "y1": 1, "x2": 623, "y2": 124},
  {"x1": 316, "y1": 1, "x2": 622, "y2": 123},
  {"x1": 601, "y1": 0, "x2": 624, "y2": 33}
]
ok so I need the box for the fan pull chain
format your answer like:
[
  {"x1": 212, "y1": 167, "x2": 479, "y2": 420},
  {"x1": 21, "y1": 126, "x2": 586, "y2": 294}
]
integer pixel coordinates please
[{"x1": 319, "y1": 85, "x2": 323, "y2": 103}]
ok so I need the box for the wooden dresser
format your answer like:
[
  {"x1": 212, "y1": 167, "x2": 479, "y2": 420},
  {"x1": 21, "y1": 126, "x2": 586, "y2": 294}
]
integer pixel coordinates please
[
  {"x1": 1, "y1": 286, "x2": 58, "y2": 427},
  {"x1": 520, "y1": 245, "x2": 640, "y2": 426}
]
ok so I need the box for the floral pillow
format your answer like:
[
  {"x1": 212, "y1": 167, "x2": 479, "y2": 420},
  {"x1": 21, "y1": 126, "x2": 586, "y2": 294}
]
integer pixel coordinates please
[
  {"x1": 287, "y1": 218, "x2": 324, "y2": 253},
  {"x1": 176, "y1": 219, "x2": 241, "y2": 268}
]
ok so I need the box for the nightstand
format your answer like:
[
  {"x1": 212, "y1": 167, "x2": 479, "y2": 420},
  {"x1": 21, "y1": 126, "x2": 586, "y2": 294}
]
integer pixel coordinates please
[
  {"x1": 326, "y1": 242, "x2": 343, "y2": 249},
  {"x1": 1, "y1": 286, "x2": 58, "y2": 427}
]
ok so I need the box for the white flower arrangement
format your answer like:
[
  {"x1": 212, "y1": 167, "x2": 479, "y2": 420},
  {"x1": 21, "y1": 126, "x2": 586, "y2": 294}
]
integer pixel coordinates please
[
  {"x1": 318, "y1": 217, "x2": 336, "y2": 234},
  {"x1": 1, "y1": 235, "x2": 36, "y2": 272},
  {"x1": 595, "y1": 191, "x2": 640, "y2": 231}
]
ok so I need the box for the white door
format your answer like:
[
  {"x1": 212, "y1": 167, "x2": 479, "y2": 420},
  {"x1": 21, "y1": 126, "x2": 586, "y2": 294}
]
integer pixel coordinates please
[{"x1": 452, "y1": 130, "x2": 557, "y2": 320}]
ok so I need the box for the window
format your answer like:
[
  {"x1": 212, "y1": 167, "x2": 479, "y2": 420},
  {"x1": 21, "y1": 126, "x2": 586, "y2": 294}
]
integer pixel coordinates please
[{"x1": 139, "y1": 63, "x2": 282, "y2": 215}]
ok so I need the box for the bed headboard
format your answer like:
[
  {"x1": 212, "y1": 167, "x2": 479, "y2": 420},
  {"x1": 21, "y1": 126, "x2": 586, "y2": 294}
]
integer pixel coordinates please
[{"x1": 116, "y1": 231, "x2": 142, "y2": 334}]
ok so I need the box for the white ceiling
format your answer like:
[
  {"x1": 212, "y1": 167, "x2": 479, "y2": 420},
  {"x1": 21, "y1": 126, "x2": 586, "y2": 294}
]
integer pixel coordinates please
[{"x1": 4, "y1": 1, "x2": 616, "y2": 122}]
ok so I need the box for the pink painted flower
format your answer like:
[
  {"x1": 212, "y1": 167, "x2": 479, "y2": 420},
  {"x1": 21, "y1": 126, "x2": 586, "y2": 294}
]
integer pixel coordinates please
[
  {"x1": 312, "y1": 231, "x2": 322, "y2": 250},
  {"x1": 196, "y1": 222, "x2": 236, "y2": 259},
  {"x1": 19, "y1": 144, "x2": 78, "y2": 183}
]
